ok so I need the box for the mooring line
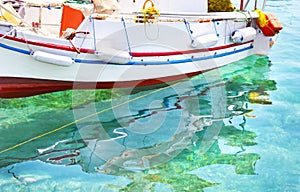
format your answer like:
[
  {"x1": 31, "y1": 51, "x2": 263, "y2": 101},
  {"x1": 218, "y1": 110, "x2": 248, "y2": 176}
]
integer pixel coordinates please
[{"x1": 0, "y1": 81, "x2": 182, "y2": 155}]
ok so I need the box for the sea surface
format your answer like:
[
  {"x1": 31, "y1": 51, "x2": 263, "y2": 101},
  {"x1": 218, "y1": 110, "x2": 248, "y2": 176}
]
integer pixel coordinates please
[{"x1": 0, "y1": 0, "x2": 299, "y2": 191}]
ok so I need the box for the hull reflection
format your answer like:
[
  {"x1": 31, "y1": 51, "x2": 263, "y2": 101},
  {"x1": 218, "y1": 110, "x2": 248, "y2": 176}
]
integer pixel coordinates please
[{"x1": 0, "y1": 55, "x2": 276, "y2": 191}]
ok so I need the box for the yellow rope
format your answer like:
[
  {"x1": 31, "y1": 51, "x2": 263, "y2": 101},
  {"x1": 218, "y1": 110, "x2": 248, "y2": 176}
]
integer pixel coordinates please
[
  {"x1": 0, "y1": 81, "x2": 181, "y2": 155},
  {"x1": 140, "y1": 0, "x2": 160, "y2": 23}
]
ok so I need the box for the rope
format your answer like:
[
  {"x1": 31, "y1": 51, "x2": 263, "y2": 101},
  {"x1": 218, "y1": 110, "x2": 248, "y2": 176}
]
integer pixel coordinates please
[
  {"x1": 234, "y1": 10, "x2": 249, "y2": 22},
  {"x1": 121, "y1": 17, "x2": 132, "y2": 57},
  {"x1": 74, "y1": 31, "x2": 89, "y2": 58},
  {"x1": 64, "y1": 31, "x2": 90, "y2": 54},
  {"x1": 0, "y1": 27, "x2": 16, "y2": 40},
  {"x1": 140, "y1": 0, "x2": 160, "y2": 23},
  {"x1": 20, "y1": 30, "x2": 33, "y2": 53},
  {"x1": 0, "y1": 81, "x2": 182, "y2": 155}
]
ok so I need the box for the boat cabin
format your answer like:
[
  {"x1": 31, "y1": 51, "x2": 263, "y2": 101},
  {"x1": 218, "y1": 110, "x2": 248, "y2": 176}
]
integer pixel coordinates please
[{"x1": 1, "y1": 0, "x2": 211, "y2": 37}]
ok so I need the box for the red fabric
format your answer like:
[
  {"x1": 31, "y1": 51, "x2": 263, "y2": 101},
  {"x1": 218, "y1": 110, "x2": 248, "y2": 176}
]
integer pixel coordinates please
[{"x1": 59, "y1": 5, "x2": 85, "y2": 37}]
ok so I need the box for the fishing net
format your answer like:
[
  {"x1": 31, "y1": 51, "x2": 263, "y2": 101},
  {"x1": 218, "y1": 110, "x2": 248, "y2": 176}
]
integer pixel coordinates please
[{"x1": 208, "y1": 0, "x2": 235, "y2": 12}]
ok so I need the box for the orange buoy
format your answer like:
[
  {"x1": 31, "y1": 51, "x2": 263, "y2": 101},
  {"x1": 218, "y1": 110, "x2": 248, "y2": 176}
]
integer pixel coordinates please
[{"x1": 255, "y1": 10, "x2": 283, "y2": 36}]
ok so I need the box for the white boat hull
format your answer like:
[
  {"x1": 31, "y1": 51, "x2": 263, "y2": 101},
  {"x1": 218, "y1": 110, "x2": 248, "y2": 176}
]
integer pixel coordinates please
[{"x1": 0, "y1": 4, "x2": 277, "y2": 98}]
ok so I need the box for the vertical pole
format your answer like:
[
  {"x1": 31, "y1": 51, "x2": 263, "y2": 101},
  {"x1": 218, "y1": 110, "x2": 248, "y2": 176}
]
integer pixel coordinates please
[
  {"x1": 39, "y1": 5, "x2": 42, "y2": 27},
  {"x1": 121, "y1": 17, "x2": 132, "y2": 57},
  {"x1": 262, "y1": 0, "x2": 266, "y2": 10},
  {"x1": 240, "y1": 0, "x2": 244, "y2": 10},
  {"x1": 244, "y1": 0, "x2": 251, "y2": 10},
  {"x1": 91, "y1": 17, "x2": 97, "y2": 51},
  {"x1": 254, "y1": 0, "x2": 258, "y2": 10}
]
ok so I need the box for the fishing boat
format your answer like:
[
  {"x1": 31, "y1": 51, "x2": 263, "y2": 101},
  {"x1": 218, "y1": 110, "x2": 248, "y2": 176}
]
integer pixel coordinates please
[{"x1": 0, "y1": 0, "x2": 282, "y2": 98}]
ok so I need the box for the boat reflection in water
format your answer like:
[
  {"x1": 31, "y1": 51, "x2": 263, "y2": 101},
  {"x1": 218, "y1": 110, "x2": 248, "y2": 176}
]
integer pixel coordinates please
[{"x1": 0, "y1": 55, "x2": 276, "y2": 191}]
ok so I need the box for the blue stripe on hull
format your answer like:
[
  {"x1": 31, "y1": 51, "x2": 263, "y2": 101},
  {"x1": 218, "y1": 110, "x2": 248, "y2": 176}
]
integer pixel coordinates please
[{"x1": 0, "y1": 42, "x2": 253, "y2": 65}]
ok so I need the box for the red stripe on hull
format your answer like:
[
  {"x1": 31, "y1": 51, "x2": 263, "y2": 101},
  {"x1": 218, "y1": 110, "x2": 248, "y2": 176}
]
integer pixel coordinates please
[
  {"x1": 0, "y1": 34, "x2": 252, "y2": 57},
  {"x1": 131, "y1": 41, "x2": 253, "y2": 57},
  {"x1": 0, "y1": 70, "x2": 206, "y2": 98},
  {"x1": 0, "y1": 34, "x2": 93, "y2": 54}
]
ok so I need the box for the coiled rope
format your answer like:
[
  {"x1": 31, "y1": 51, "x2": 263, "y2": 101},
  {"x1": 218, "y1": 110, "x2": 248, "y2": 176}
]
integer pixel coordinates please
[{"x1": 140, "y1": 0, "x2": 160, "y2": 23}]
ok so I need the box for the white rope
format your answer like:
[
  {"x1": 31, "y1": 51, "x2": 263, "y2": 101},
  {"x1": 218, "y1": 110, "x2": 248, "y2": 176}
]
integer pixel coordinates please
[{"x1": 0, "y1": 27, "x2": 16, "y2": 40}]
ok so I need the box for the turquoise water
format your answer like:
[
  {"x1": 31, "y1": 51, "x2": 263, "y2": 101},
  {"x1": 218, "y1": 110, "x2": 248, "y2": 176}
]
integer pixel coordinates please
[{"x1": 0, "y1": 1, "x2": 299, "y2": 191}]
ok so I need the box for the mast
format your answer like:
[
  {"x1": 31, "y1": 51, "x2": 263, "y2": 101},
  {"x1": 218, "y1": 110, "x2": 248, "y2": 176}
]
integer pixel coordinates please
[{"x1": 240, "y1": 0, "x2": 244, "y2": 10}]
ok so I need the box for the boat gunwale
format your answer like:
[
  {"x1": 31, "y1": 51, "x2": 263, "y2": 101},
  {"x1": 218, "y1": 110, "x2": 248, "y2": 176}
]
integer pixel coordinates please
[{"x1": 0, "y1": 33, "x2": 254, "y2": 59}]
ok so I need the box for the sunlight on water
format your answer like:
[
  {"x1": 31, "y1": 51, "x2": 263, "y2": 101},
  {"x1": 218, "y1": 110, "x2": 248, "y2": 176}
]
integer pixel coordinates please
[{"x1": 1, "y1": 0, "x2": 300, "y2": 191}]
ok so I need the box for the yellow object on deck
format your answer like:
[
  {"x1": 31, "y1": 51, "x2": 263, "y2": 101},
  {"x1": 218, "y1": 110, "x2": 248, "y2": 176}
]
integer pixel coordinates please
[
  {"x1": 254, "y1": 9, "x2": 283, "y2": 36},
  {"x1": 138, "y1": 0, "x2": 160, "y2": 23},
  {"x1": 255, "y1": 10, "x2": 268, "y2": 27},
  {"x1": 208, "y1": 0, "x2": 235, "y2": 12},
  {"x1": 0, "y1": 3, "x2": 21, "y2": 25}
]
